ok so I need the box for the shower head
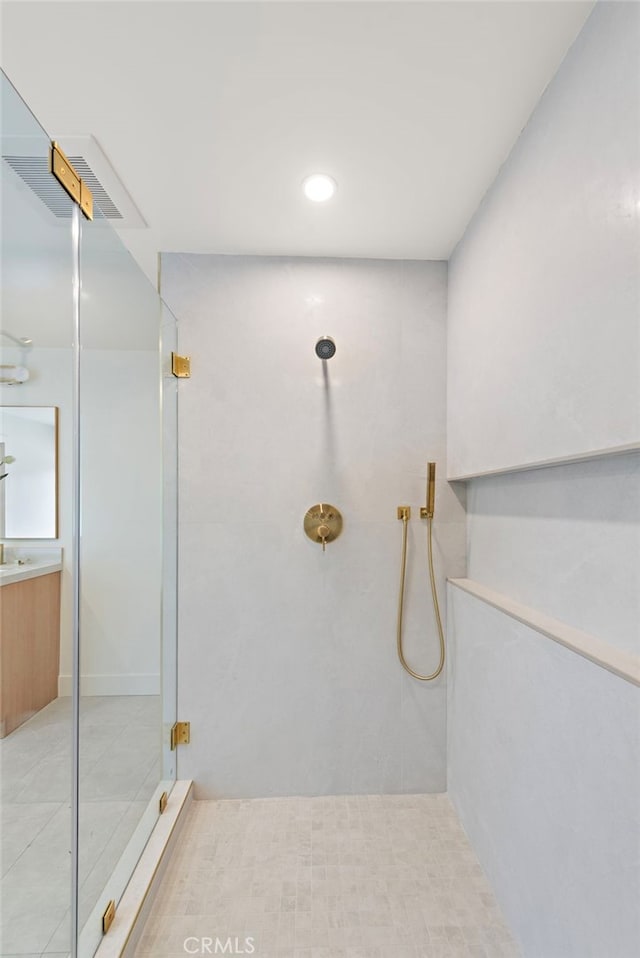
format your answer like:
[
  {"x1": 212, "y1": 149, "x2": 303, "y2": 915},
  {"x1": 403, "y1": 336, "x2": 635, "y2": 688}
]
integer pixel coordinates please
[{"x1": 315, "y1": 336, "x2": 336, "y2": 360}]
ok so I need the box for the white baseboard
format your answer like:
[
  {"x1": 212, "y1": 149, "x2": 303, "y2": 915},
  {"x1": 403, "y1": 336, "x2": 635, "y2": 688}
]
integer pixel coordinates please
[{"x1": 58, "y1": 673, "x2": 160, "y2": 697}]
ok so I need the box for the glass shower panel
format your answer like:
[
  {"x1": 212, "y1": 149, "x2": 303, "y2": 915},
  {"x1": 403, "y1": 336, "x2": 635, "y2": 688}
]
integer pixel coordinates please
[
  {"x1": 75, "y1": 217, "x2": 164, "y2": 957},
  {"x1": 160, "y1": 301, "x2": 179, "y2": 784},
  {"x1": 0, "y1": 72, "x2": 76, "y2": 957}
]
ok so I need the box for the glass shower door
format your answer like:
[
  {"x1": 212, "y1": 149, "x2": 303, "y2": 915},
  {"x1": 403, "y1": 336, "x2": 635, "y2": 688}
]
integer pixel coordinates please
[
  {"x1": 75, "y1": 213, "x2": 168, "y2": 956},
  {"x1": 161, "y1": 301, "x2": 179, "y2": 786},
  {"x1": 0, "y1": 72, "x2": 76, "y2": 958},
  {"x1": 1, "y1": 69, "x2": 179, "y2": 958}
]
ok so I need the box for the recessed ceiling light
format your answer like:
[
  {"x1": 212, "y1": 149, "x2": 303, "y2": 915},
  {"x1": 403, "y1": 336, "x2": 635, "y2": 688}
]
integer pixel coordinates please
[{"x1": 302, "y1": 173, "x2": 337, "y2": 202}]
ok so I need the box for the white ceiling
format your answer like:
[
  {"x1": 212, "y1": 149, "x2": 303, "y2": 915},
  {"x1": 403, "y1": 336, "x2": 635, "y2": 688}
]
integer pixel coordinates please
[{"x1": 1, "y1": 1, "x2": 594, "y2": 283}]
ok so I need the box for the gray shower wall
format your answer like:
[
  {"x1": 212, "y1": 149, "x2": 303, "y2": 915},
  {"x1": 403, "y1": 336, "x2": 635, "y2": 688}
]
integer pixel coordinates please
[
  {"x1": 161, "y1": 254, "x2": 465, "y2": 797},
  {"x1": 446, "y1": 5, "x2": 640, "y2": 956}
]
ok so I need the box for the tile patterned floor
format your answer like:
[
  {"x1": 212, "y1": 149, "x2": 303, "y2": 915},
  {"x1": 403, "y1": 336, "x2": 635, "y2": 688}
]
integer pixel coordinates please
[
  {"x1": 136, "y1": 794, "x2": 520, "y2": 958},
  {"x1": 0, "y1": 695, "x2": 161, "y2": 957}
]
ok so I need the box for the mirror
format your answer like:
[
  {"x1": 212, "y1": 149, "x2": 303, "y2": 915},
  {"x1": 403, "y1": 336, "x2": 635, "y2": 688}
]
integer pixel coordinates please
[{"x1": 0, "y1": 405, "x2": 58, "y2": 538}]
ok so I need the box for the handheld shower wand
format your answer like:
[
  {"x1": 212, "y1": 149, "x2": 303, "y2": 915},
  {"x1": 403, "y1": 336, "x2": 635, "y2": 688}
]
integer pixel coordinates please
[
  {"x1": 422, "y1": 462, "x2": 436, "y2": 520},
  {"x1": 396, "y1": 461, "x2": 446, "y2": 681}
]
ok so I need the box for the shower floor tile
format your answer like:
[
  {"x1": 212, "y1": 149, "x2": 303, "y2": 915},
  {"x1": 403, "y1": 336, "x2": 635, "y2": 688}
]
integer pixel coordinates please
[{"x1": 135, "y1": 794, "x2": 520, "y2": 958}]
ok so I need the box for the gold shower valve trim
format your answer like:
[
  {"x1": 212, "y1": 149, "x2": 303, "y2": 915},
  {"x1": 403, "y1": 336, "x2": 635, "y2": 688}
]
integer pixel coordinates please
[{"x1": 304, "y1": 503, "x2": 343, "y2": 551}]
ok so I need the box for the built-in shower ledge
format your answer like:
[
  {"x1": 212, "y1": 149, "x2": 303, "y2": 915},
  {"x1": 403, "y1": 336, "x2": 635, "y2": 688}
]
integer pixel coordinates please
[
  {"x1": 446, "y1": 440, "x2": 640, "y2": 481},
  {"x1": 448, "y1": 578, "x2": 640, "y2": 687},
  {"x1": 93, "y1": 780, "x2": 193, "y2": 958}
]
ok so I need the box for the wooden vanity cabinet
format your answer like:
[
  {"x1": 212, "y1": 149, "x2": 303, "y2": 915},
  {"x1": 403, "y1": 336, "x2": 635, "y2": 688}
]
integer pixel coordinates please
[{"x1": 0, "y1": 571, "x2": 61, "y2": 737}]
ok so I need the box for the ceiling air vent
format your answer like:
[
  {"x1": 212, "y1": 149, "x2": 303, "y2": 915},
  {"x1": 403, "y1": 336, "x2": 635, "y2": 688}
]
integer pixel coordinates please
[
  {"x1": 4, "y1": 154, "x2": 75, "y2": 218},
  {"x1": 2, "y1": 134, "x2": 147, "y2": 228}
]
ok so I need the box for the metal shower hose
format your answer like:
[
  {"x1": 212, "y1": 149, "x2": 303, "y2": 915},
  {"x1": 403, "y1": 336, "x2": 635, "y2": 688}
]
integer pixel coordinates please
[{"x1": 396, "y1": 514, "x2": 445, "y2": 681}]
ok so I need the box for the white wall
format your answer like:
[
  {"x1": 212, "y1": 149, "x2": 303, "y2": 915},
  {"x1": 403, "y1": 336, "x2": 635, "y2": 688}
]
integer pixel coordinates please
[
  {"x1": 447, "y1": 0, "x2": 640, "y2": 480},
  {"x1": 447, "y1": 587, "x2": 639, "y2": 958},
  {"x1": 71, "y1": 348, "x2": 162, "y2": 696},
  {"x1": 0, "y1": 346, "x2": 75, "y2": 680},
  {"x1": 467, "y1": 453, "x2": 640, "y2": 656},
  {"x1": 2, "y1": 139, "x2": 163, "y2": 696},
  {"x1": 0, "y1": 410, "x2": 57, "y2": 538},
  {"x1": 447, "y1": 5, "x2": 640, "y2": 956},
  {"x1": 163, "y1": 253, "x2": 466, "y2": 798},
  {"x1": 453, "y1": 457, "x2": 640, "y2": 958},
  {"x1": 1, "y1": 346, "x2": 161, "y2": 696}
]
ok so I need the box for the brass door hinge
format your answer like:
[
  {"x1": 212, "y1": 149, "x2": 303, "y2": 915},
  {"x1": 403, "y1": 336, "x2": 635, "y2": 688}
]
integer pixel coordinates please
[
  {"x1": 159, "y1": 790, "x2": 168, "y2": 814},
  {"x1": 171, "y1": 353, "x2": 191, "y2": 378},
  {"x1": 102, "y1": 899, "x2": 116, "y2": 935},
  {"x1": 170, "y1": 721, "x2": 190, "y2": 750},
  {"x1": 50, "y1": 142, "x2": 93, "y2": 220}
]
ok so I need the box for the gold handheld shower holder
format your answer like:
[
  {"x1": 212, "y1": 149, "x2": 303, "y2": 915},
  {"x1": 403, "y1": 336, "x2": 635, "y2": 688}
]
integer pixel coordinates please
[{"x1": 420, "y1": 461, "x2": 436, "y2": 519}]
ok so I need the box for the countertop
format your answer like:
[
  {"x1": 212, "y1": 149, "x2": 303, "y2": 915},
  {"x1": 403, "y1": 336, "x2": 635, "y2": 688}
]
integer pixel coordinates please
[{"x1": 0, "y1": 548, "x2": 63, "y2": 586}]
